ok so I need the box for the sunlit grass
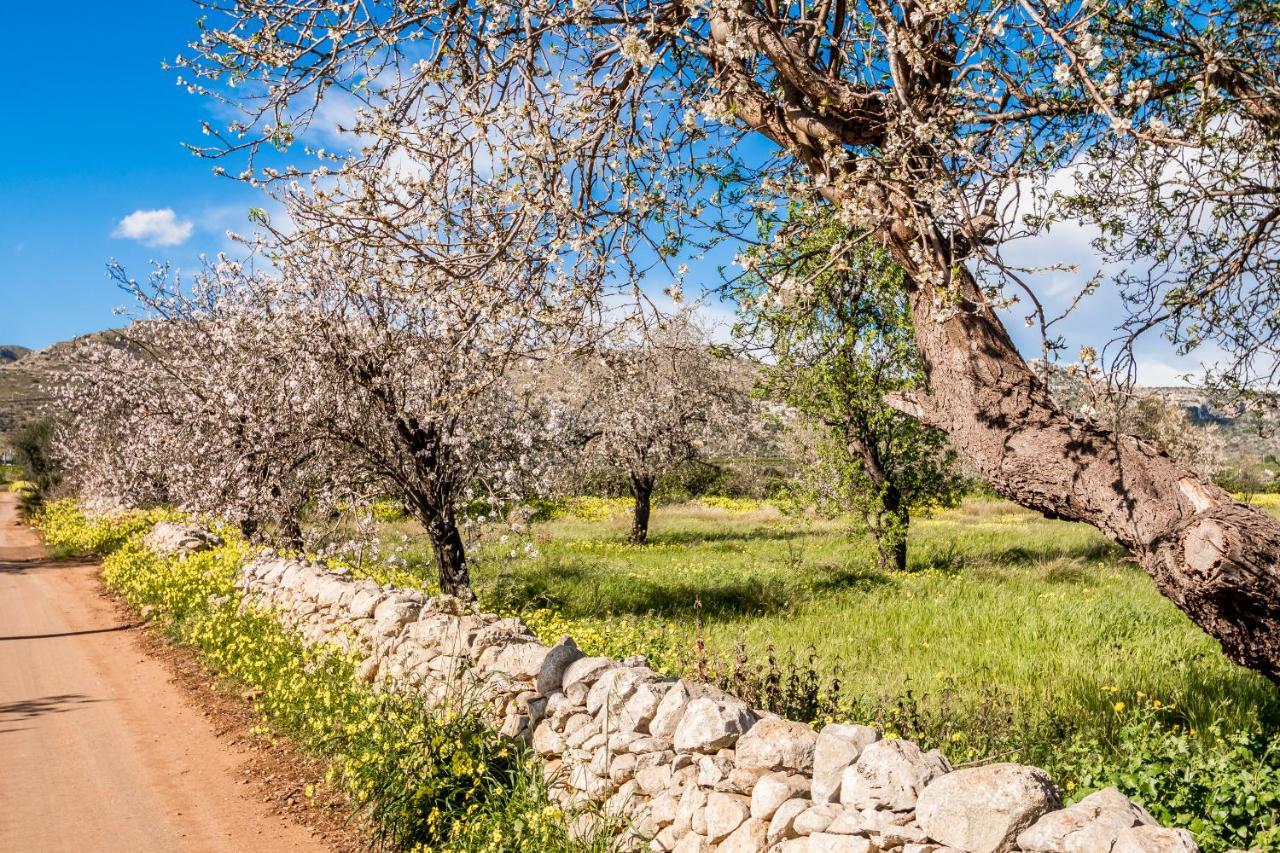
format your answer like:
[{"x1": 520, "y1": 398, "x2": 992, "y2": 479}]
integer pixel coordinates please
[
  {"x1": 368, "y1": 496, "x2": 1280, "y2": 752},
  {"x1": 481, "y1": 499, "x2": 1278, "y2": 734}
]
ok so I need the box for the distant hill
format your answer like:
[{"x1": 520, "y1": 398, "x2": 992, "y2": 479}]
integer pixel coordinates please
[
  {"x1": 0, "y1": 345, "x2": 31, "y2": 364},
  {"x1": 0, "y1": 332, "x2": 121, "y2": 443}
]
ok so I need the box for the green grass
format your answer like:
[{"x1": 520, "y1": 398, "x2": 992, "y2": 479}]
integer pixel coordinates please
[
  {"x1": 368, "y1": 498, "x2": 1280, "y2": 744},
  {"x1": 329, "y1": 496, "x2": 1280, "y2": 850}
]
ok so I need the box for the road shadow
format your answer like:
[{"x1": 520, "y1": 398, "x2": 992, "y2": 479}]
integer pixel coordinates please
[
  {"x1": 0, "y1": 557, "x2": 83, "y2": 575},
  {"x1": 0, "y1": 693, "x2": 101, "y2": 726},
  {"x1": 0, "y1": 625, "x2": 136, "y2": 642}
]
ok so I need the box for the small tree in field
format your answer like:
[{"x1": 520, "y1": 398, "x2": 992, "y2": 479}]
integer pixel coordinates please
[
  {"x1": 12, "y1": 418, "x2": 60, "y2": 493},
  {"x1": 573, "y1": 311, "x2": 757, "y2": 544},
  {"x1": 736, "y1": 209, "x2": 962, "y2": 571}
]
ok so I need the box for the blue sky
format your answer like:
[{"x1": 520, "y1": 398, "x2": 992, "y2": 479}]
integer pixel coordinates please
[
  {"x1": 0, "y1": 3, "x2": 1208, "y2": 385},
  {"x1": 0, "y1": 2, "x2": 260, "y2": 350}
]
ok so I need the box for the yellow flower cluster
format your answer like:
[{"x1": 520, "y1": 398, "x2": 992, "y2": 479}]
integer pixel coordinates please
[{"x1": 52, "y1": 503, "x2": 592, "y2": 851}]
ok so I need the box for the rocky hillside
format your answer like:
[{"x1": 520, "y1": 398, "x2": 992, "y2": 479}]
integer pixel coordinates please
[{"x1": 0, "y1": 332, "x2": 120, "y2": 442}]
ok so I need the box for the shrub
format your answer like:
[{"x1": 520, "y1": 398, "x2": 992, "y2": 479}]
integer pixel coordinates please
[
  {"x1": 1052, "y1": 697, "x2": 1280, "y2": 853},
  {"x1": 35, "y1": 498, "x2": 179, "y2": 558},
  {"x1": 11, "y1": 418, "x2": 60, "y2": 492}
]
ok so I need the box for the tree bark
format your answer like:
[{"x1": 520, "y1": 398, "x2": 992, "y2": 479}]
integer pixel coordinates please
[
  {"x1": 412, "y1": 497, "x2": 474, "y2": 600},
  {"x1": 887, "y1": 261, "x2": 1280, "y2": 683},
  {"x1": 278, "y1": 512, "x2": 305, "y2": 553},
  {"x1": 629, "y1": 474, "x2": 655, "y2": 545},
  {"x1": 848, "y1": 433, "x2": 910, "y2": 572}
]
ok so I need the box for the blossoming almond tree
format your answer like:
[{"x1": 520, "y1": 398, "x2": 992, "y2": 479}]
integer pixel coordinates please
[
  {"x1": 567, "y1": 310, "x2": 758, "y2": 544},
  {"x1": 179, "y1": 0, "x2": 1280, "y2": 680},
  {"x1": 52, "y1": 265, "x2": 345, "y2": 545}
]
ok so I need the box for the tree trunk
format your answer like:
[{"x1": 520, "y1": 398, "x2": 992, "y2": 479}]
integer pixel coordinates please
[
  {"x1": 877, "y1": 484, "x2": 909, "y2": 573},
  {"x1": 416, "y1": 502, "x2": 474, "y2": 600},
  {"x1": 848, "y1": 433, "x2": 910, "y2": 573},
  {"x1": 629, "y1": 474, "x2": 654, "y2": 545},
  {"x1": 888, "y1": 261, "x2": 1280, "y2": 682},
  {"x1": 278, "y1": 512, "x2": 305, "y2": 553}
]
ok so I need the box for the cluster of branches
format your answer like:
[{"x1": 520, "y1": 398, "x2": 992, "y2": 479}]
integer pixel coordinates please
[
  {"x1": 559, "y1": 309, "x2": 764, "y2": 543},
  {"x1": 52, "y1": 252, "x2": 753, "y2": 596}
]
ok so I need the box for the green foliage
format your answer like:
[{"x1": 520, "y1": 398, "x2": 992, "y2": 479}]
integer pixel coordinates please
[
  {"x1": 11, "y1": 417, "x2": 61, "y2": 493},
  {"x1": 46, "y1": 505, "x2": 599, "y2": 852},
  {"x1": 35, "y1": 498, "x2": 180, "y2": 558},
  {"x1": 459, "y1": 497, "x2": 1280, "y2": 851},
  {"x1": 1055, "y1": 698, "x2": 1280, "y2": 853},
  {"x1": 371, "y1": 498, "x2": 408, "y2": 523},
  {"x1": 733, "y1": 206, "x2": 964, "y2": 569}
]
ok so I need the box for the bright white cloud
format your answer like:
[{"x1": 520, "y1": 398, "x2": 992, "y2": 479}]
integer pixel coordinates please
[{"x1": 113, "y1": 208, "x2": 194, "y2": 247}]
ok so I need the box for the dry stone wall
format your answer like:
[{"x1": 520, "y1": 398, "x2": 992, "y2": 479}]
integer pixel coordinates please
[{"x1": 160, "y1": 524, "x2": 1200, "y2": 853}]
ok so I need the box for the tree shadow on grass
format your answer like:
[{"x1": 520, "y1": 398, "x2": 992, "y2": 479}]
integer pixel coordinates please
[
  {"x1": 486, "y1": 561, "x2": 790, "y2": 618},
  {"x1": 481, "y1": 553, "x2": 894, "y2": 621}
]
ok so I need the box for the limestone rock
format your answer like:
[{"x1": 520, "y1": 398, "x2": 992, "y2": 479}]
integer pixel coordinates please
[
  {"x1": 491, "y1": 640, "x2": 551, "y2": 679},
  {"x1": 768, "y1": 798, "x2": 811, "y2": 843},
  {"x1": 1112, "y1": 826, "x2": 1200, "y2": 853},
  {"x1": 735, "y1": 716, "x2": 818, "y2": 773},
  {"x1": 532, "y1": 721, "x2": 565, "y2": 757},
  {"x1": 1017, "y1": 787, "x2": 1157, "y2": 852},
  {"x1": 563, "y1": 656, "x2": 615, "y2": 689},
  {"x1": 673, "y1": 696, "x2": 757, "y2": 753},
  {"x1": 809, "y1": 833, "x2": 875, "y2": 853},
  {"x1": 751, "y1": 772, "x2": 811, "y2": 820},
  {"x1": 793, "y1": 803, "x2": 844, "y2": 835},
  {"x1": 143, "y1": 521, "x2": 223, "y2": 555},
  {"x1": 840, "y1": 739, "x2": 951, "y2": 812},
  {"x1": 704, "y1": 792, "x2": 752, "y2": 842},
  {"x1": 651, "y1": 680, "x2": 696, "y2": 739},
  {"x1": 537, "y1": 636, "x2": 585, "y2": 696},
  {"x1": 915, "y1": 763, "x2": 1060, "y2": 853},
  {"x1": 813, "y1": 724, "x2": 880, "y2": 803},
  {"x1": 617, "y1": 680, "x2": 673, "y2": 733},
  {"x1": 671, "y1": 833, "x2": 712, "y2": 853},
  {"x1": 587, "y1": 667, "x2": 656, "y2": 716},
  {"x1": 718, "y1": 817, "x2": 769, "y2": 852}
]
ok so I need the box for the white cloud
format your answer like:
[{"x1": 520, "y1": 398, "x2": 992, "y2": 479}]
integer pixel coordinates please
[{"x1": 113, "y1": 208, "x2": 194, "y2": 247}]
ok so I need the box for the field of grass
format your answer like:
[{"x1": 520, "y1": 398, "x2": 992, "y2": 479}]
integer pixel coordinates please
[{"x1": 373, "y1": 497, "x2": 1280, "y2": 747}]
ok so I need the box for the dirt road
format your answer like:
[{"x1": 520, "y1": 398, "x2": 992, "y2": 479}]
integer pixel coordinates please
[{"x1": 0, "y1": 492, "x2": 334, "y2": 853}]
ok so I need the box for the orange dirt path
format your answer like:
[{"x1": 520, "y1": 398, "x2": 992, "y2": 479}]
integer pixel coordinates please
[{"x1": 0, "y1": 492, "x2": 334, "y2": 853}]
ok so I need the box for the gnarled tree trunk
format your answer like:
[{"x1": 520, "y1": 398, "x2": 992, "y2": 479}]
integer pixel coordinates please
[
  {"x1": 411, "y1": 494, "x2": 474, "y2": 600},
  {"x1": 426, "y1": 513, "x2": 474, "y2": 600},
  {"x1": 876, "y1": 486, "x2": 909, "y2": 574},
  {"x1": 888, "y1": 262, "x2": 1280, "y2": 683}
]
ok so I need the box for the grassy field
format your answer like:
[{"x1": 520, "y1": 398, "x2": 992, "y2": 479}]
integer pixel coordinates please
[{"x1": 365, "y1": 496, "x2": 1280, "y2": 751}]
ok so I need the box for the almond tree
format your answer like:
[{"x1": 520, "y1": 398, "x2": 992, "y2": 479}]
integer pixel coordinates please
[
  {"x1": 570, "y1": 311, "x2": 757, "y2": 544},
  {"x1": 52, "y1": 267, "x2": 345, "y2": 546},
  {"x1": 180, "y1": 1, "x2": 1280, "y2": 680}
]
